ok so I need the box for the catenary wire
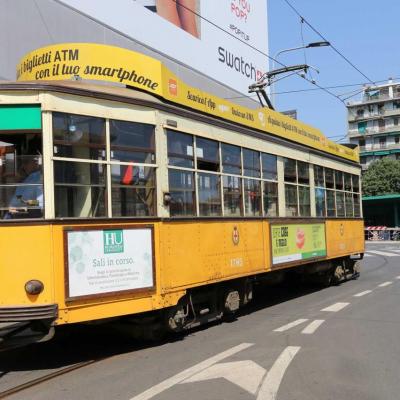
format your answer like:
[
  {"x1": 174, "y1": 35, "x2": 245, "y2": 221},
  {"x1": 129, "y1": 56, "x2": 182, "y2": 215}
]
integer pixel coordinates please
[
  {"x1": 281, "y1": 0, "x2": 376, "y2": 85},
  {"x1": 170, "y1": 0, "x2": 348, "y2": 106}
]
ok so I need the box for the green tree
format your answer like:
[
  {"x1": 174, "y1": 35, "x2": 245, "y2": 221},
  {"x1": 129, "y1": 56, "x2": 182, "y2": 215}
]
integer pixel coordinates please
[{"x1": 362, "y1": 158, "x2": 400, "y2": 196}]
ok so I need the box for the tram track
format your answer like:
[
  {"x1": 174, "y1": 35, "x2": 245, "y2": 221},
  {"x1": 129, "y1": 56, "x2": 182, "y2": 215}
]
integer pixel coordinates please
[{"x1": 0, "y1": 359, "x2": 102, "y2": 399}]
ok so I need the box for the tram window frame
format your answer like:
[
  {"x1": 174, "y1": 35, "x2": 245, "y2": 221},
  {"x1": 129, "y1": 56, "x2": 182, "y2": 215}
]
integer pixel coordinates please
[
  {"x1": 221, "y1": 143, "x2": 241, "y2": 175},
  {"x1": 243, "y1": 148, "x2": 261, "y2": 178},
  {"x1": 196, "y1": 137, "x2": 220, "y2": 172},
  {"x1": 167, "y1": 130, "x2": 194, "y2": 168},
  {"x1": 110, "y1": 120, "x2": 155, "y2": 164},
  {"x1": 223, "y1": 175, "x2": 242, "y2": 217},
  {"x1": 52, "y1": 112, "x2": 106, "y2": 161},
  {"x1": 326, "y1": 189, "x2": 336, "y2": 217},
  {"x1": 198, "y1": 172, "x2": 222, "y2": 216},
  {"x1": 52, "y1": 113, "x2": 157, "y2": 219}
]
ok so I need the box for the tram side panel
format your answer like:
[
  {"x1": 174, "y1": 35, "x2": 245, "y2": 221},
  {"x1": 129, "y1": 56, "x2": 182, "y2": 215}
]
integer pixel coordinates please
[
  {"x1": 0, "y1": 224, "x2": 54, "y2": 306},
  {"x1": 326, "y1": 219, "x2": 364, "y2": 259},
  {"x1": 160, "y1": 220, "x2": 269, "y2": 292}
]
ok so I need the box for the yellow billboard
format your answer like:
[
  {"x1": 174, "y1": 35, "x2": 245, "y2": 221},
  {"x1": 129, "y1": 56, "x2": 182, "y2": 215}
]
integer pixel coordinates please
[{"x1": 17, "y1": 43, "x2": 359, "y2": 163}]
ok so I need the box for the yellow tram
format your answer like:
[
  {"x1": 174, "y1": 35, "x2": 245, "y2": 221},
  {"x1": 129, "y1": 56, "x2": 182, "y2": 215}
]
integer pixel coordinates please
[{"x1": 0, "y1": 44, "x2": 364, "y2": 349}]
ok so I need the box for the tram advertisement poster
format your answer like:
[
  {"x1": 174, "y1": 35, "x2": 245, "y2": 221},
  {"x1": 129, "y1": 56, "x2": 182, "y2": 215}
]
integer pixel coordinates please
[
  {"x1": 66, "y1": 227, "x2": 154, "y2": 298},
  {"x1": 271, "y1": 223, "x2": 326, "y2": 265}
]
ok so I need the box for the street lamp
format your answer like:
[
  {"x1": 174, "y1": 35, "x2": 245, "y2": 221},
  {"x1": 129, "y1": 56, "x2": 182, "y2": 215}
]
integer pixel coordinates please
[{"x1": 271, "y1": 41, "x2": 330, "y2": 106}]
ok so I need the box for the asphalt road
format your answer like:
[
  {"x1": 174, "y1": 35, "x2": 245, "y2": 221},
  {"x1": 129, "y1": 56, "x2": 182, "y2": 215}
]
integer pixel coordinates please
[{"x1": 2, "y1": 241, "x2": 400, "y2": 400}]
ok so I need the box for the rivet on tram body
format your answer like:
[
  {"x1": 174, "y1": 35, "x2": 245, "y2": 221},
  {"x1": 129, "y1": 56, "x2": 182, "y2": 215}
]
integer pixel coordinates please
[{"x1": 25, "y1": 280, "x2": 44, "y2": 295}]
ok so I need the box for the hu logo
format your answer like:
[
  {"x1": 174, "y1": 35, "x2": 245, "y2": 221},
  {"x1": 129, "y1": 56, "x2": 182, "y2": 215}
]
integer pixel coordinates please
[{"x1": 103, "y1": 230, "x2": 124, "y2": 254}]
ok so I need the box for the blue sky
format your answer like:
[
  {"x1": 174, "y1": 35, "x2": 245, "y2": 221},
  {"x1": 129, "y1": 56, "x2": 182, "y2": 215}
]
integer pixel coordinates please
[{"x1": 267, "y1": 0, "x2": 400, "y2": 141}]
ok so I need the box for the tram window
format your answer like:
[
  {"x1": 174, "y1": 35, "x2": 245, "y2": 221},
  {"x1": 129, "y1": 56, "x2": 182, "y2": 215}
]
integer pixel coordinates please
[
  {"x1": 52, "y1": 113, "x2": 106, "y2": 160},
  {"x1": 196, "y1": 138, "x2": 219, "y2": 172},
  {"x1": 325, "y1": 168, "x2": 335, "y2": 189},
  {"x1": 314, "y1": 165, "x2": 325, "y2": 187},
  {"x1": 298, "y1": 186, "x2": 311, "y2": 216},
  {"x1": 315, "y1": 188, "x2": 326, "y2": 217},
  {"x1": 263, "y1": 181, "x2": 278, "y2": 217},
  {"x1": 336, "y1": 192, "x2": 345, "y2": 217},
  {"x1": 297, "y1": 161, "x2": 309, "y2": 185},
  {"x1": 326, "y1": 190, "x2": 336, "y2": 217},
  {"x1": 0, "y1": 133, "x2": 43, "y2": 220},
  {"x1": 353, "y1": 194, "x2": 361, "y2": 217},
  {"x1": 283, "y1": 158, "x2": 297, "y2": 183},
  {"x1": 261, "y1": 154, "x2": 277, "y2": 180},
  {"x1": 335, "y1": 171, "x2": 344, "y2": 190},
  {"x1": 168, "y1": 169, "x2": 195, "y2": 216},
  {"x1": 244, "y1": 179, "x2": 261, "y2": 216},
  {"x1": 223, "y1": 176, "x2": 242, "y2": 216},
  {"x1": 285, "y1": 184, "x2": 298, "y2": 216},
  {"x1": 54, "y1": 161, "x2": 106, "y2": 218},
  {"x1": 110, "y1": 120, "x2": 155, "y2": 164},
  {"x1": 222, "y1": 143, "x2": 241, "y2": 175},
  {"x1": 243, "y1": 149, "x2": 260, "y2": 178},
  {"x1": 344, "y1": 173, "x2": 352, "y2": 191},
  {"x1": 345, "y1": 192, "x2": 354, "y2": 217},
  {"x1": 198, "y1": 173, "x2": 221, "y2": 216},
  {"x1": 111, "y1": 165, "x2": 155, "y2": 217},
  {"x1": 352, "y1": 175, "x2": 360, "y2": 192},
  {"x1": 167, "y1": 130, "x2": 194, "y2": 168}
]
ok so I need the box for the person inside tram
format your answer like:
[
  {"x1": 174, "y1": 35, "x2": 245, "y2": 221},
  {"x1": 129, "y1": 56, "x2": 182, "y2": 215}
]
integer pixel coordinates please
[{"x1": 5, "y1": 136, "x2": 43, "y2": 219}]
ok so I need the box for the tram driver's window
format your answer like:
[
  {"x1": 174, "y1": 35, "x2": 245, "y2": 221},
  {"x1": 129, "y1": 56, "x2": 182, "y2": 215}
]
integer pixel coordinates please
[{"x1": 0, "y1": 133, "x2": 43, "y2": 219}]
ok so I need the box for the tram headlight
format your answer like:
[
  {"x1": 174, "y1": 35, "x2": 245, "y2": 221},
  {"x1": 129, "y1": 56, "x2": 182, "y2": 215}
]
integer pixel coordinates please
[{"x1": 25, "y1": 280, "x2": 44, "y2": 295}]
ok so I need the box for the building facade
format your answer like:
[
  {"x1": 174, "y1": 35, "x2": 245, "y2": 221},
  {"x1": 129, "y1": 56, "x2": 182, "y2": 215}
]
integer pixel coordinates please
[
  {"x1": 347, "y1": 79, "x2": 400, "y2": 227},
  {"x1": 347, "y1": 79, "x2": 400, "y2": 170}
]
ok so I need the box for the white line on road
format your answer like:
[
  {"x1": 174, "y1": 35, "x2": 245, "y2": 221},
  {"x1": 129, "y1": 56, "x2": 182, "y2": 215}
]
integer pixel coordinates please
[
  {"x1": 378, "y1": 281, "x2": 393, "y2": 287},
  {"x1": 354, "y1": 290, "x2": 372, "y2": 297},
  {"x1": 367, "y1": 250, "x2": 399, "y2": 257},
  {"x1": 321, "y1": 302, "x2": 349, "y2": 312},
  {"x1": 129, "y1": 343, "x2": 253, "y2": 400},
  {"x1": 273, "y1": 319, "x2": 308, "y2": 332},
  {"x1": 257, "y1": 346, "x2": 301, "y2": 400},
  {"x1": 301, "y1": 319, "x2": 325, "y2": 334},
  {"x1": 396, "y1": 276, "x2": 400, "y2": 280}
]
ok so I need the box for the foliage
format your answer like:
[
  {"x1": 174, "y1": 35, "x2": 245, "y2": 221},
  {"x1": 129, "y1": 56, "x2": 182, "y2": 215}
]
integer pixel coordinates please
[{"x1": 362, "y1": 158, "x2": 400, "y2": 196}]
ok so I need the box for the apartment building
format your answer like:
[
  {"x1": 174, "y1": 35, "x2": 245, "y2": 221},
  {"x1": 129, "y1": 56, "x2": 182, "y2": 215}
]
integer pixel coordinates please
[
  {"x1": 347, "y1": 79, "x2": 400, "y2": 227},
  {"x1": 347, "y1": 79, "x2": 400, "y2": 170}
]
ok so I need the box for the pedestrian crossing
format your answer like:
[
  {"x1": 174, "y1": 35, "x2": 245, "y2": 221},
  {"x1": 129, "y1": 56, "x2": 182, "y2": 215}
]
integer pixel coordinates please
[{"x1": 364, "y1": 249, "x2": 400, "y2": 257}]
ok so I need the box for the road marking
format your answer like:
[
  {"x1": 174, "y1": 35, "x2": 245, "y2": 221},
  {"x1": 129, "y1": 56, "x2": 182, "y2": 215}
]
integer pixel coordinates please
[
  {"x1": 354, "y1": 290, "x2": 372, "y2": 297},
  {"x1": 321, "y1": 302, "x2": 349, "y2": 312},
  {"x1": 364, "y1": 253, "x2": 373, "y2": 257},
  {"x1": 273, "y1": 319, "x2": 308, "y2": 332},
  {"x1": 257, "y1": 346, "x2": 301, "y2": 400},
  {"x1": 367, "y1": 250, "x2": 399, "y2": 257},
  {"x1": 129, "y1": 343, "x2": 253, "y2": 400},
  {"x1": 301, "y1": 319, "x2": 325, "y2": 334},
  {"x1": 183, "y1": 360, "x2": 266, "y2": 395},
  {"x1": 396, "y1": 276, "x2": 400, "y2": 280},
  {"x1": 378, "y1": 281, "x2": 392, "y2": 287}
]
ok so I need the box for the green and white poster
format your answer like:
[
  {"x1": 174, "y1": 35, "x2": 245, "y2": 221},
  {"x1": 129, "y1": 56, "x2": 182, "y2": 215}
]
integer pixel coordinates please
[
  {"x1": 67, "y1": 228, "x2": 153, "y2": 298},
  {"x1": 271, "y1": 223, "x2": 326, "y2": 265}
]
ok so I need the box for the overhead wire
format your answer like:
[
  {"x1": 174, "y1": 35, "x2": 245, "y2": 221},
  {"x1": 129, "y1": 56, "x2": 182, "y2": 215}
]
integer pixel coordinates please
[
  {"x1": 281, "y1": 0, "x2": 376, "y2": 85},
  {"x1": 171, "y1": 0, "x2": 348, "y2": 106}
]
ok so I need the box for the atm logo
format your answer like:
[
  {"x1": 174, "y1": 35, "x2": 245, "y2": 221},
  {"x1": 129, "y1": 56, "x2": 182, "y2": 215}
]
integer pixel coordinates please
[
  {"x1": 103, "y1": 230, "x2": 124, "y2": 254},
  {"x1": 168, "y1": 79, "x2": 178, "y2": 96}
]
